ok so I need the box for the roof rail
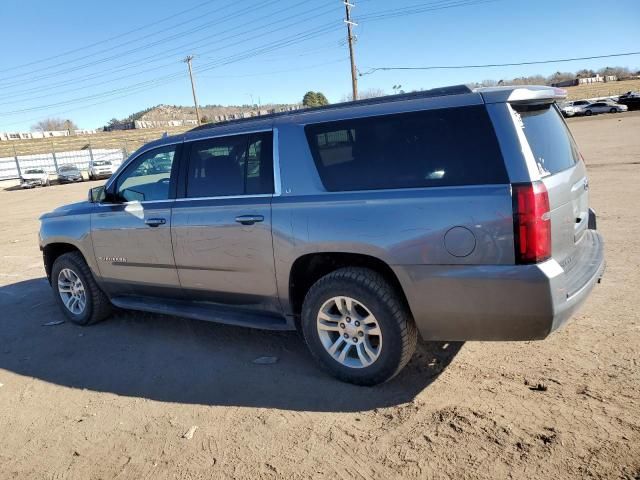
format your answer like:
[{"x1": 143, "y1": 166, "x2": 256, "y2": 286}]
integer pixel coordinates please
[{"x1": 188, "y1": 84, "x2": 473, "y2": 132}]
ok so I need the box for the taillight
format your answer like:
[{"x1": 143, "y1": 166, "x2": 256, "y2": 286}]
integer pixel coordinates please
[{"x1": 512, "y1": 182, "x2": 551, "y2": 264}]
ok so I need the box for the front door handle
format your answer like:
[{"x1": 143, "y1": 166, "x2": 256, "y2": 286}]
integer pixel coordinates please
[
  {"x1": 235, "y1": 215, "x2": 264, "y2": 225},
  {"x1": 145, "y1": 217, "x2": 166, "y2": 227}
]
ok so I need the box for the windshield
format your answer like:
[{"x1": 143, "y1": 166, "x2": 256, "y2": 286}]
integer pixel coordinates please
[
  {"x1": 59, "y1": 166, "x2": 77, "y2": 172},
  {"x1": 25, "y1": 169, "x2": 44, "y2": 174},
  {"x1": 93, "y1": 160, "x2": 111, "y2": 166}
]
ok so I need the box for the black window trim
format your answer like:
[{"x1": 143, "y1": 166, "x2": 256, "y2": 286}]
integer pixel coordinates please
[{"x1": 176, "y1": 128, "x2": 277, "y2": 201}]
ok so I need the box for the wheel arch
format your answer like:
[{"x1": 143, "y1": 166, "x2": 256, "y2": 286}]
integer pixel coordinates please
[
  {"x1": 287, "y1": 252, "x2": 411, "y2": 318},
  {"x1": 42, "y1": 243, "x2": 84, "y2": 284}
]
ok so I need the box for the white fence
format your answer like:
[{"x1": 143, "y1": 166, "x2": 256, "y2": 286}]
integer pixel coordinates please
[{"x1": 0, "y1": 148, "x2": 125, "y2": 180}]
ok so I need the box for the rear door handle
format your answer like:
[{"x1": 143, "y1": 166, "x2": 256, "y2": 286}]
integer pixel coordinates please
[
  {"x1": 235, "y1": 215, "x2": 264, "y2": 225},
  {"x1": 145, "y1": 217, "x2": 166, "y2": 227}
]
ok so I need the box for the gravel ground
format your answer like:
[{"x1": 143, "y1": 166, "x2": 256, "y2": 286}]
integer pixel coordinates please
[{"x1": 0, "y1": 111, "x2": 638, "y2": 480}]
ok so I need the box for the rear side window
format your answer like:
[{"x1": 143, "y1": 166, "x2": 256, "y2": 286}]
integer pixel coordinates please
[
  {"x1": 514, "y1": 104, "x2": 579, "y2": 177},
  {"x1": 304, "y1": 105, "x2": 507, "y2": 192},
  {"x1": 185, "y1": 132, "x2": 274, "y2": 198}
]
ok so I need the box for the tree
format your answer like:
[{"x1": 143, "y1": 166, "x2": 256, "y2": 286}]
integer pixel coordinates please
[
  {"x1": 200, "y1": 115, "x2": 210, "y2": 123},
  {"x1": 31, "y1": 117, "x2": 78, "y2": 132},
  {"x1": 358, "y1": 88, "x2": 386, "y2": 99},
  {"x1": 302, "y1": 91, "x2": 318, "y2": 107},
  {"x1": 302, "y1": 91, "x2": 330, "y2": 107},
  {"x1": 576, "y1": 68, "x2": 596, "y2": 78},
  {"x1": 314, "y1": 92, "x2": 329, "y2": 106},
  {"x1": 598, "y1": 66, "x2": 631, "y2": 79},
  {"x1": 547, "y1": 71, "x2": 575, "y2": 85}
]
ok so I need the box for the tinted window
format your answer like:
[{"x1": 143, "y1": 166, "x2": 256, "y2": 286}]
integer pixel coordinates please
[
  {"x1": 305, "y1": 106, "x2": 507, "y2": 192},
  {"x1": 116, "y1": 145, "x2": 176, "y2": 202},
  {"x1": 514, "y1": 104, "x2": 579, "y2": 176},
  {"x1": 186, "y1": 132, "x2": 273, "y2": 198}
]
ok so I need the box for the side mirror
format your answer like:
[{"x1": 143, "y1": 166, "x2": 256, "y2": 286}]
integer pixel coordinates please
[{"x1": 88, "y1": 186, "x2": 105, "y2": 203}]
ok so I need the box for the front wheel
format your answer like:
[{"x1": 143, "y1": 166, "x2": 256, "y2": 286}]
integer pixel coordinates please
[
  {"x1": 585, "y1": 110, "x2": 593, "y2": 116},
  {"x1": 301, "y1": 267, "x2": 417, "y2": 385},
  {"x1": 51, "y1": 252, "x2": 112, "y2": 325},
  {"x1": 610, "y1": 107, "x2": 617, "y2": 113}
]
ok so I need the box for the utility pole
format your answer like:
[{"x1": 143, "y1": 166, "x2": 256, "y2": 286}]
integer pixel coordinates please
[
  {"x1": 183, "y1": 55, "x2": 201, "y2": 125},
  {"x1": 344, "y1": 1, "x2": 358, "y2": 101}
]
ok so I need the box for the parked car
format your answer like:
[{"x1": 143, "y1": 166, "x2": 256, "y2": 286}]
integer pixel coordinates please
[
  {"x1": 583, "y1": 102, "x2": 628, "y2": 116},
  {"x1": 20, "y1": 168, "x2": 49, "y2": 188},
  {"x1": 88, "y1": 160, "x2": 115, "y2": 180},
  {"x1": 560, "y1": 103, "x2": 581, "y2": 117},
  {"x1": 57, "y1": 164, "x2": 83, "y2": 183},
  {"x1": 617, "y1": 91, "x2": 640, "y2": 111},
  {"x1": 39, "y1": 85, "x2": 605, "y2": 385}
]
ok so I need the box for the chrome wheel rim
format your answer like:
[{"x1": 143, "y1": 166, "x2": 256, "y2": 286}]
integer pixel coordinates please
[
  {"x1": 316, "y1": 296, "x2": 382, "y2": 369},
  {"x1": 57, "y1": 268, "x2": 87, "y2": 315}
]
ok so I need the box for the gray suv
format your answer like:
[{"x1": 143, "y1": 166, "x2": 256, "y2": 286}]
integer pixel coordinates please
[{"x1": 39, "y1": 85, "x2": 605, "y2": 385}]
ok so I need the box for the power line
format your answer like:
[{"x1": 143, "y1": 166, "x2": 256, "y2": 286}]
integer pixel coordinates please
[
  {"x1": 0, "y1": 0, "x2": 219, "y2": 75},
  {"x1": 0, "y1": 0, "x2": 335, "y2": 102},
  {"x1": 0, "y1": 20, "x2": 344, "y2": 117},
  {"x1": 0, "y1": 0, "x2": 329, "y2": 95},
  {"x1": 358, "y1": 0, "x2": 498, "y2": 21},
  {"x1": 0, "y1": 0, "x2": 278, "y2": 87},
  {"x1": 360, "y1": 51, "x2": 640, "y2": 75}
]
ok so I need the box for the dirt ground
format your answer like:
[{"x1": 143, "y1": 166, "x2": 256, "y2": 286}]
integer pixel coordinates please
[{"x1": 1, "y1": 111, "x2": 639, "y2": 480}]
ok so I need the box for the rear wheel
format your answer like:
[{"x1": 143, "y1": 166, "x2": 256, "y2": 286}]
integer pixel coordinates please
[
  {"x1": 51, "y1": 252, "x2": 112, "y2": 325},
  {"x1": 301, "y1": 267, "x2": 417, "y2": 385},
  {"x1": 609, "y1": 107, "x2": 617, "y2": 113},
  {"x1": 585, "y1": 110, "x2": 593, "y2": 116}
]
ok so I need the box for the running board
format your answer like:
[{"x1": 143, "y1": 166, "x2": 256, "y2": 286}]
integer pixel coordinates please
[{"x1": 110, "y1": 296, "x2": 293, "y2": 331}]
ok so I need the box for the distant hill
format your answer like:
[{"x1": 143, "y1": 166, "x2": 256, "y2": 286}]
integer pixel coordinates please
[{"x1": 130, "y1": 103, "x2": 301, "y2": 128}]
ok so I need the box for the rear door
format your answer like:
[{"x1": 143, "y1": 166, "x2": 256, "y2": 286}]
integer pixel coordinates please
[
  {"x1": 170, "y1": 131, "x2": 280, "y2": 313},
  {"x1": 513, "y1": 103, "x2": 588, "y2": 270}
]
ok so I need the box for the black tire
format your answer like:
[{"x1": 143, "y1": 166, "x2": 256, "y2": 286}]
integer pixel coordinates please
[
  {"x1": 301, "y1": 267, "x2": 417, "y2": 385},
  {"x1": 585, "y1": 110, "x2": 593, "y2": 116},
  {"x1": 51, "y1": 251, "x2": 112, "y2": 326},
  {"x1": 609, "y1": 107, "x2": 617, "y2": 113}
]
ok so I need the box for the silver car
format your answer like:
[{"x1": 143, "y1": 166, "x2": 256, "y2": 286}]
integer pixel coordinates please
[
  {"x1": 39, "y1": 85, "x2": 605, "y2": 385},
  {"x1": 583, "y1": 101, "x2": 628, "y2": 115}
]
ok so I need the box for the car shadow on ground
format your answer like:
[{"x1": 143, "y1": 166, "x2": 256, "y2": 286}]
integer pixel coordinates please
[{"x1": 0, "y1": 278, "x2": 462, "y2": 412}]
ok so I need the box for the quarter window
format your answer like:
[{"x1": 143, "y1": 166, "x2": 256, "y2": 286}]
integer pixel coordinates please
[
  {"x1": 305, "y1": 106, "x2": 508, "y2": 192},
  {"x1": 185, "y1": 132, "x2": 274, "y2": 198},
  {"x1": 115, "y1": 145, "x2": 177, "y2": 202}
]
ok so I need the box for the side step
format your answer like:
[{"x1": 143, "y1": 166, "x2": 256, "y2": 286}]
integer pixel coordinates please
[{"x1": 110, "y1": 296, "x2": 293, "y2": 331}]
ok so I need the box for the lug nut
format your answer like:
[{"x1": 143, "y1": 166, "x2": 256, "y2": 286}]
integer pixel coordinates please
[
  {"x1": 343, "y1": 333, "x2": 349, "y2": 339},
  {"x1": 354, "y1": 321, "x2": 360, "y2": 327},
  {"x1": 358, "y1": 331, "x2": 364, "y2": 337},
  {"x1": 346, "y1": 317, "x2": 351, "y2": 323},
  {"x1": 340, "y1": 323, "x2": 346, "y2": 329},
  {"x1": 353, "y1": 337, "x2": 358, "y2": 343}
]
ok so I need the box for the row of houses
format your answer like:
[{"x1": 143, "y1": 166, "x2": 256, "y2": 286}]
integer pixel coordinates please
[
  {"x1": 552, "y1": 74, "x2": 618, "y2": 88},
  {"x1": 0, "y1": 129, "x2": 97, "y2": 142}
]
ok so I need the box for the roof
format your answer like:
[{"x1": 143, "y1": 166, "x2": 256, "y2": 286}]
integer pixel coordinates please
[{"x1": 151, "y1": 84, "x2": 565, "y2": 148}]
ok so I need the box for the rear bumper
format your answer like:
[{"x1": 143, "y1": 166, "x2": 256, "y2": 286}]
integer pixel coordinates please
[{"x1": 394, "y1": 230, "x2": 605, "y2": 341}]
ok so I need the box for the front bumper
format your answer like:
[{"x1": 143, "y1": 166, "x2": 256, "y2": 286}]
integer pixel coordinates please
[
  {"x1": 21, "y1": 179, "x2": 46, "y2": 188},
  {"x1": 58, "y1": 176, "x2": 83, "y2": 183},
  {"x1": 393, "y1": 230, "x2": 605, "y2": 341}
]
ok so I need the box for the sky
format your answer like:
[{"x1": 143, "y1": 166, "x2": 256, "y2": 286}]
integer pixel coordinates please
[{"x1": 0, "y1": 0, "x2": 638, "y2": 131}]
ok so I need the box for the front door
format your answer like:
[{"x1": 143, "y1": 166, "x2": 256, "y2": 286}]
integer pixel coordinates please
[
  {"x1": 91, "y1": 144, "x2": 182, "y2": 297},
  {"x1": 171, "y1": 131, "x2": 280, "y2": 313}
]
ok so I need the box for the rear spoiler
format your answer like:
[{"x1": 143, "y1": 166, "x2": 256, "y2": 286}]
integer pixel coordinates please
[{"x1": 475, "y1": 85, "x2": 567, "y2": 105}]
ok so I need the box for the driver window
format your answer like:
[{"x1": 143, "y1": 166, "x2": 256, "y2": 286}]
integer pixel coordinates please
[{"x1": 116, "y1": 145, "x2": 177, "y2": 202}]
